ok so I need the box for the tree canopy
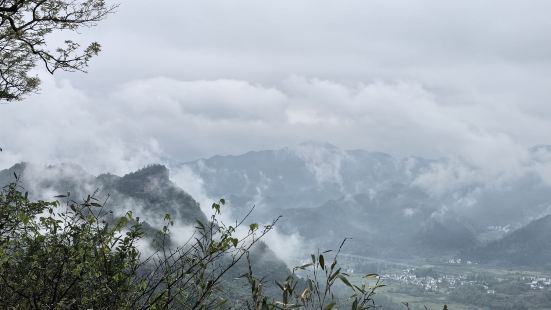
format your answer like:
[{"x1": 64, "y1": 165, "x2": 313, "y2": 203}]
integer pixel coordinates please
[{"x1": 0, "y1": 0, "x2": 115, "y2": 101}]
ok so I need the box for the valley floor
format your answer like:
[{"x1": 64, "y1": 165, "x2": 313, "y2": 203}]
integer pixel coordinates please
[{"x1": 345, "y1": 255, "x2": 551, "y2": 310}]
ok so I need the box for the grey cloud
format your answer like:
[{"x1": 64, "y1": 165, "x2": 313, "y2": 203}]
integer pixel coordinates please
[
  {"x1": 57, "y1": 0, "x2": 551, "y2": 101},
  {"x1": 2, "y1": 73, "x2": 551, "y2": 183},
  {"x1": 3, "y1": 0, "x2": 551, "y2": 186}
]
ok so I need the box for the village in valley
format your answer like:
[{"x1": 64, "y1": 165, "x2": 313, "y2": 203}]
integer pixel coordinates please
[
  {"x1": 381, "y1": 265, "x2": 551, "y2": 294},
  {"x1": 341, "y1": 253, "x2": 551, "y2": 309}
]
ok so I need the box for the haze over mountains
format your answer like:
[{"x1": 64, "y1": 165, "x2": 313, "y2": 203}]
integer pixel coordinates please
[
  {"x1": 3, "y1": 142, "x2": 551, "y2": 269},
  {"x1": 179, "y1": 142, "x2": 551, "y2": 265}
]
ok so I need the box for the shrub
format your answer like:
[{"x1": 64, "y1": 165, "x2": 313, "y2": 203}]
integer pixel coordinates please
[{"x1": 0, "y1": 178, "x2": 387, "y2": 309}]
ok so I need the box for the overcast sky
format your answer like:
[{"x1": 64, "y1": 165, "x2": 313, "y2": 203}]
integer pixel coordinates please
[{"x1": 2, "y1": 0, "x2": 551, "y2": 175}]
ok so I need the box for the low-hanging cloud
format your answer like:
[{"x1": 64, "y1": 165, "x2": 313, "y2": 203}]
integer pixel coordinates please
[
  {"x1": 170, "y1": 164, "x2": 310, "y2": 266},
  {"x1": 3, "y1": 73, "x2": 551, "y2": 184}
]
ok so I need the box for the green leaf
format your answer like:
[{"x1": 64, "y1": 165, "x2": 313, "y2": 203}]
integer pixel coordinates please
[
  {"x1": 330, "y1": 259, "x2": 337, "y2": 270},
  {"x1": 212, "y1": 203, "x2": 220, "y2": 214},
  {"x1": 328, "y1": 268, "x2": 341, "y2": 282},
  {"x1": 296, "y1": 263, "x2": 313, "y2": 270},
  {"x1": 324, "y1": 302, "x2": 336, "y2": 310},
  {"x1": 19, "y1": 213, "x2": 30, "y2": 224},
  {"x1": 353, "y1": 285, "x2": 366, "y2": 294},
  {"x1": 319, "y1": 254, "x2": 325, "y2": 270},
  {"x1": 352, "y1": 298, "x2": 358, "y2": 310},
  {"x1": 338, "y1": 274, "x2": 354, "y2": 289},
  {"x1": 195, "y1": 219, "x2": 205, "y2": 230}
]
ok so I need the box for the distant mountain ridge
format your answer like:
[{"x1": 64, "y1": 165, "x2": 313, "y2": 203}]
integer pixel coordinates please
[
  {"x1": 179, "y1": 142, "x2": 551, "y2": 263},
  {"x1": 181, "y1": 142, "x2": 435, "y2": 213}
]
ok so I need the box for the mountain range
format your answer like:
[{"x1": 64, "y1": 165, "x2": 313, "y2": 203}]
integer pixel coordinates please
[
  {"x1": 179, "y1": 142, "x2": 551, "y2": 266},
  {"x1": 3, "y1": 142, "x2": 551, "y2": 269}
]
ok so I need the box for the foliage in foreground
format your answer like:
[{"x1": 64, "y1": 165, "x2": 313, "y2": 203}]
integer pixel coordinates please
[
  {"x1": 0, "y1": 177, "x2": 379, "y2": 309},
  {"x1": 0, "y1": 177, "x2": 451, "y2": 309},
  {"x1": 242, "y1": 240, "x2": 383, "y2": 310}
]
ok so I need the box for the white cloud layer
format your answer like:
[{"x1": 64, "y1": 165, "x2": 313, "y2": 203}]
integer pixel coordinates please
[{"x1": 2, "y1": 73, "x2": 551, "y2": 180}]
